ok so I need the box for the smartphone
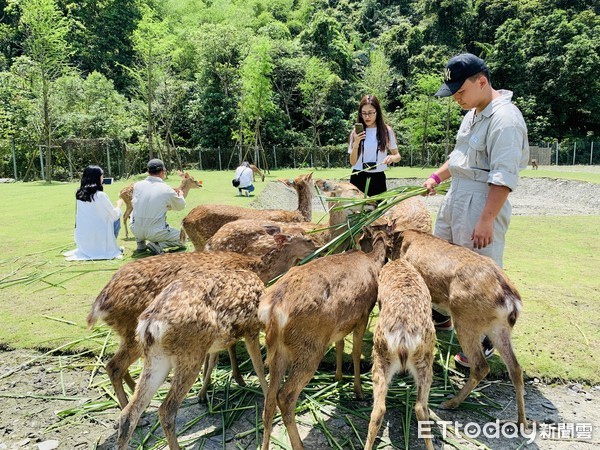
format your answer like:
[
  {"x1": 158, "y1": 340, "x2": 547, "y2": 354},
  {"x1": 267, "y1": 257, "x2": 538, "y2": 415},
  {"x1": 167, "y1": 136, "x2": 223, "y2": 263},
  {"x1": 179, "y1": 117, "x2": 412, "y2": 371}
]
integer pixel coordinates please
[
  {"x1": 103, "y1": 177, "x2": 113, "y2": 185},
  {"x1": 354, "y1": 123, "x2": 364, "y2": 134}
]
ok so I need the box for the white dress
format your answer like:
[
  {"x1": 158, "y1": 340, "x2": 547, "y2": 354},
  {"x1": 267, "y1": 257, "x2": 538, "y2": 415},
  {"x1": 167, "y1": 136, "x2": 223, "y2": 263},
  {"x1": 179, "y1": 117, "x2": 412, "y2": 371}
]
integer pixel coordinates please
[{"x1": 64, "y1": 191, "x2": 123, "y2": 261}]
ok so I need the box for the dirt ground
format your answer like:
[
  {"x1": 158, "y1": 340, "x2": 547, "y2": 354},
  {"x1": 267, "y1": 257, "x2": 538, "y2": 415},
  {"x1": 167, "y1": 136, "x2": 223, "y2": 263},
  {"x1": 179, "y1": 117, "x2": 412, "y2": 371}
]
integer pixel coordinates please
[
  {"x1": 1, "y1": 176, "x2": 599, "y2": 450},
  {"x1": 0, "y1": 348, "x2": 598, "y2": 450}
]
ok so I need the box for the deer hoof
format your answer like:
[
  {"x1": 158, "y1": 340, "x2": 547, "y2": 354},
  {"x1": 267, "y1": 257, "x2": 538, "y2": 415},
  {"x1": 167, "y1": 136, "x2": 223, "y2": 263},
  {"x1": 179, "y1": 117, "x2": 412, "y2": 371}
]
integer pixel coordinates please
[{"x1": 439, "y1": 398, "x2": 460, "y2": 410}]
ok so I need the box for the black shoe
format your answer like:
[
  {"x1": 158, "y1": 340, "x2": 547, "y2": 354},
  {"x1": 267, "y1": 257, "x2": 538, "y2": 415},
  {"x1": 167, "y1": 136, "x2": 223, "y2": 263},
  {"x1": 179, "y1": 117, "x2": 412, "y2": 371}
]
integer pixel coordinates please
[
  {"x1": 432, "y1": 310, "x2": 454, "y2": 331},
  {"x1": 146, "y1": 242, "x2": 164, "y2": 255}
]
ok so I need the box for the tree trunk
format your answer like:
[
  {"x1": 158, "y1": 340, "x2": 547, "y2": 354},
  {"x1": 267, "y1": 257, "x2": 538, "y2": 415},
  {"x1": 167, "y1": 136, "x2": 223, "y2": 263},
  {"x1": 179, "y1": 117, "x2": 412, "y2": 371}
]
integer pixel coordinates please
[{"x1": 43, "y1": 80, "x2": 52, "y2": 183}]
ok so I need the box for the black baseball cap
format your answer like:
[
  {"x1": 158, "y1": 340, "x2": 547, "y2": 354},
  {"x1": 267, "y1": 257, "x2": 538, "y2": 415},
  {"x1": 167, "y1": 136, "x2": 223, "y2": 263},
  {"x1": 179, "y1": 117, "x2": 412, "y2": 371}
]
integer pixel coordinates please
[
  {"x1": 147, "y1": 158, "x2": 165, "y2": 173},
  {"x1": 435, "y1": 53, "x2": 488, "y2": 97}
]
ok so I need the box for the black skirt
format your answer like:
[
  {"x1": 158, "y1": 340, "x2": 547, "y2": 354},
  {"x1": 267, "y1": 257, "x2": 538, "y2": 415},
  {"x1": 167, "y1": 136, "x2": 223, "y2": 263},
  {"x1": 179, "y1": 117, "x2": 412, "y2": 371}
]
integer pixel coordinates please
[{"x1": 350, "y1": 170, "x2": 387, "y2": 196}]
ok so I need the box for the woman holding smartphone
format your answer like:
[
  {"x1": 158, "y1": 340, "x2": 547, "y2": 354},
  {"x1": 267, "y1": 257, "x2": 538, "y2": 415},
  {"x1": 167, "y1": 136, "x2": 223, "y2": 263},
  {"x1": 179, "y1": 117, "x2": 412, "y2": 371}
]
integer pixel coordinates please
[
  {"x1": 64, "y1": 165, "x2": 124, "y2": 260},
  {"x1": 348, "y1": 94, "x2": 401, "y2": 196}
]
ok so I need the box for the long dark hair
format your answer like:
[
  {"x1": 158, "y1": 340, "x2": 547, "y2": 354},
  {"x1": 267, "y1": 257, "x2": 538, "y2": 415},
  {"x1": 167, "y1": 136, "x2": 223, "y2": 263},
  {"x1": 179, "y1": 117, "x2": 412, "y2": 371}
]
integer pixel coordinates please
[
  {"x1": 356, "y1": 94, "x2": 389, "y2": 153},
  {"x1": 76, "y1": 165, "x2": 104, "y2": 202}
]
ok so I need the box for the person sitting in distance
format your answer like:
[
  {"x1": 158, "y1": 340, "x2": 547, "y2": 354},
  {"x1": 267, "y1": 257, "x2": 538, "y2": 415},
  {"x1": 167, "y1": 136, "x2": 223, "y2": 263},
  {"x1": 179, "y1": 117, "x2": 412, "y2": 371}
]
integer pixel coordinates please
[
  {"x1": 64, "y1": 165, "x2": 123, "y2": 261},
  {"x1": 234, "y1": 161, "x2": 255, "y2": 197},
  {"x1": 130, "y1": 159, "x2": 186, "y2": 255}
]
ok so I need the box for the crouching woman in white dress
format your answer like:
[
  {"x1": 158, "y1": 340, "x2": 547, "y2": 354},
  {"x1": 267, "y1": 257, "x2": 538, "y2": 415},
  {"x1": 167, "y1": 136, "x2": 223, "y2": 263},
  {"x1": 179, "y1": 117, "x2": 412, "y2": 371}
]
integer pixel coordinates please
[{"x1": 64, "y1": 165, "x2": 123, "y2": 261}]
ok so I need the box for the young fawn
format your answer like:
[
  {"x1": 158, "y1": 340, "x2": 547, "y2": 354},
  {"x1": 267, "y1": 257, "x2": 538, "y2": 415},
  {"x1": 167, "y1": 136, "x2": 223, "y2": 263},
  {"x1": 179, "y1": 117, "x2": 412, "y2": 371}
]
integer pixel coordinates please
[
  {"x1": 259, "y1": 230, "x2": 389, "y2": 450},
  {"x1": 393, "y1": 229, "x2": 526, "y2": 426},
  {"x1": 365, "y1": 258, "x2": 435, "y2": 450},
  {"x1": 117, "y1": 269, "x2": 267, "y2": 450}
]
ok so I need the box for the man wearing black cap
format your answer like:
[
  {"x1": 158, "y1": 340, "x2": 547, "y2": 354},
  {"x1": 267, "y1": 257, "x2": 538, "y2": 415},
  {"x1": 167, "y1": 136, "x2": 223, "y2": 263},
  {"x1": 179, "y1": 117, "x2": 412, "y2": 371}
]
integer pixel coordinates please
[
  {"x1": 130, "y1": 159, "x2": 186, "y2": 255},
  {"x1": 423, "y1": 53, "x2": 529, "y2": 367}
]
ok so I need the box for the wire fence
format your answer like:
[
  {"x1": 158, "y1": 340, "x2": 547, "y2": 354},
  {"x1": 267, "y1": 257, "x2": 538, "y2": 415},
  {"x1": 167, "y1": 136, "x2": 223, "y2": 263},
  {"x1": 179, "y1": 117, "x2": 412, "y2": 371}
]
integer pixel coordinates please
[{"x1": 1, "y1": 138, "x2": 599, "y2": 181}]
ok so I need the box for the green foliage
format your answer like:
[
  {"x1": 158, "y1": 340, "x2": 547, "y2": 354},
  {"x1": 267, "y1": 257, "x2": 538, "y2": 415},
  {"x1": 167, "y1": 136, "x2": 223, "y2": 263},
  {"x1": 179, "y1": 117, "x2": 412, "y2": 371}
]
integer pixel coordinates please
[
  {"x1": 52, "y1": 72, "x2": 134, "y2": 140},
  {"x1": 299, "y1": 11, "x2": 353, "y2": 78},
  {"x1": 361, "y1": 49, "x2": 393, "y2": 107},
  {"x1": 1, "y1": 0, "x2": 600, "y2": 179},
  {"x1": 399, "y1": 73, "x2": 462, "y2": 165},
  {"x1": 237, "y1": 37, "x2": 275, "y2": 150},
  {"x1": 299, "y1": 57, "x2": 342, "y2": 148}
]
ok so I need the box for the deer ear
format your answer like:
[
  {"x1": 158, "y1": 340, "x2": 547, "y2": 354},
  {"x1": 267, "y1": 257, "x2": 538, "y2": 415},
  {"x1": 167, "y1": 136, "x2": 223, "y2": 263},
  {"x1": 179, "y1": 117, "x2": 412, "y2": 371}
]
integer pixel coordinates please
[
  {"x1": 279, "y1": 178, "x2": 294, "y2": 189},
  {"x1": 315, "y1": 179, "x2": 337, "y2": 197},
  {"x1": 273, "y1": 233, "x2": 291, "y2": 245},
  {"x1": 315, "y1": 179, "x2": 328, "y2": 191},
  {"x1": 262, "y1": 224, "x2": 282, "y2": 236},
  {"x1": 178, "y1": 171, "x2": 184, "y2": 177},
  {"x1": 387, "y1": 218, "x2": 398, "y2": 232}
]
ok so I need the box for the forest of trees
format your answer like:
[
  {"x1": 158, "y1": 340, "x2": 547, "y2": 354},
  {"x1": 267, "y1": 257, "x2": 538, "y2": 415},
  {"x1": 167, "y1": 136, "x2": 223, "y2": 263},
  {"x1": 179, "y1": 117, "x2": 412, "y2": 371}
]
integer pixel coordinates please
[{"x1": 0, "y1": 0, "x2": 599, "y2": 180}]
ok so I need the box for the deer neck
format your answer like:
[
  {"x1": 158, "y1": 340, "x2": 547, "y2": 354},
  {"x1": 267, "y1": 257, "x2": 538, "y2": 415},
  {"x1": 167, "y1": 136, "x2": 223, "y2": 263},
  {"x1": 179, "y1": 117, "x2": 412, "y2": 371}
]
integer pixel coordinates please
[
  {"x1": 370, "y1": 237, "x2": 388, "y2": 268},
  {"x1": 296, "y1": 185, "x2": 313, "y2": 222},
  {"x1": 178, "y1": 182, "x2": 192, "y2": 198}
]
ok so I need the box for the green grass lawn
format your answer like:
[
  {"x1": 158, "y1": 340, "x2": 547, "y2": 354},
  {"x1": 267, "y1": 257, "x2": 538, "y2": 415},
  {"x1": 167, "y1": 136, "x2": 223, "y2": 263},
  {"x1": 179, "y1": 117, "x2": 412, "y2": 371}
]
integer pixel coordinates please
[{"x1": 0, "y1": 166, "x2": 598, "y2": 383}]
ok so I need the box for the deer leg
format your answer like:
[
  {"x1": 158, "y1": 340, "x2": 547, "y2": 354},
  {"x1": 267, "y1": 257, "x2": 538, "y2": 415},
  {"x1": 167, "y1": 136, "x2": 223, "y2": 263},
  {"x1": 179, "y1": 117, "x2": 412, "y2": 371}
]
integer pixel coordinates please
[
  {"x1": 123, "y1": 372, "x2": 136, "y2": 391},
  {"x1": 277, "y1": 353, "x2": 324, "y2": 450},
  {"x1": 245, "y1": 334, "x2": 267, "y2": 397},
  {"x1": 123, "y1": 205, "x2": 132, "y2": 239},
  {"x1": 198, "y1": 352, "x2": 218, "y2": 403},
  {"x1": 262, "y1": 344, "x2": 288, "y2": 450},
  {"x1": 117, "y1": 350, "x2": 172, "y2": 450},
  {"x1": 158, "y1": 354, "x2": 206, "y2": 450},
  {"x1": 440, "y1": 323, "x2": 489, "y2": 410},
  {"x1": 364, "y1": 353, "x2": 392, "y2": 450},
  {"x1": 351, "y1": 315, "x2": 369, "y2": 400},
  {"x1": 107, "y1": 336, "x2": 142, "y2": 409},
  {"x1": 228, "y1": 344, "x2": 247, "y2": 387},
  {"x1": 490, "y1": 327, "x2": 527, "y2": 426},
  {"x1": 410, "y1": 350, "x2": 435, "y2": 450},
  {"x1": 334, "y1": 339, "x2": 344, "y2": 382}
]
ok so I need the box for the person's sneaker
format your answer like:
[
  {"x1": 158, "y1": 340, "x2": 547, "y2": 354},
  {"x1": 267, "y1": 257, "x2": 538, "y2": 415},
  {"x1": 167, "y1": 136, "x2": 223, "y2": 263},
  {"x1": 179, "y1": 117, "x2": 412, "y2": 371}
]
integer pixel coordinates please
[
  {"x1": 135, "y1": 240, "x2": 147, "y2": 251},
  {"x1": 146, "y1": 242, "x2": 164, "y2": 255},
  {"x1": 454, "y1": 337, "x2": 495, "y2": 368},
  {"x1": 432, "y1": 310, "x2": 454, "y2": 331}
]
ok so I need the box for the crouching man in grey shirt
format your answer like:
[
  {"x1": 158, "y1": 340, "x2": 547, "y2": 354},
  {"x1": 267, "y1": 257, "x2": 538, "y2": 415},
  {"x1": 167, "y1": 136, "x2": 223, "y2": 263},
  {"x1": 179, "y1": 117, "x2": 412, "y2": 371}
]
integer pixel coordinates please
[{"x1": 131, "y1": 159, "x2": 186, "y2": 255}]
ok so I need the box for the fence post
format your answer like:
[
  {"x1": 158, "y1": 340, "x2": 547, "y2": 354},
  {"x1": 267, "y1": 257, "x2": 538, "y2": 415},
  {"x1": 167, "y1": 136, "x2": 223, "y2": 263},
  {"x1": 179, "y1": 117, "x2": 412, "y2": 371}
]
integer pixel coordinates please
[
  {"x1": 218, "y1": 146, "x2": 222, "y2": 171},
  {"x1": 106, "y1": 141, "x2": 112, "y2": 176},
  {"x1": 573, "y1": 142, "x2": 576, "y2": 165},
  {"x1": 39, "y1": 146, "x2": 45, "y2": 180},
  {"x1": 273, "y1": 145, "x2": 277, "y2": 169},
  {"x1": 11, "y1": 136, "x2": 17, "y2": 180},
  {"x1": 590, "y1": 142, "x2": 594, "y2": 165},
  {"x1": 67, "y1": 144, "x2": 73, "y2": 180},
  {"x1": 198, "y1": 149, "x2": 203, "y2": 170},
  {"x1": 555, "y1": 141, "x2": 559, "y2": 165}
]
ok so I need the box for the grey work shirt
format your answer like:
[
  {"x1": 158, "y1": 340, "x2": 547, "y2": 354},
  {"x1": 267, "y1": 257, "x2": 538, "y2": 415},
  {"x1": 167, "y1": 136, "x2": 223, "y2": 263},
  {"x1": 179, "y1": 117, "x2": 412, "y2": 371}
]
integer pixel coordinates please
[
  {"x1": 131, "y1": 176, "x2": 186, "y2": 231},
  {"x1": 447, "y1": 89, "x2": 529, "y2": 191}
]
